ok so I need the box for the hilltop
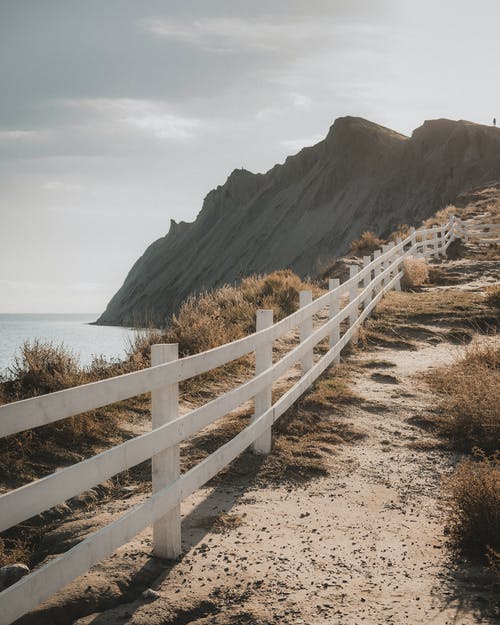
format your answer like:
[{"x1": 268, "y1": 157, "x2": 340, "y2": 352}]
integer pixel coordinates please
[{"x1": 97, "y1": 117, "x2": 500, "y2": 326}]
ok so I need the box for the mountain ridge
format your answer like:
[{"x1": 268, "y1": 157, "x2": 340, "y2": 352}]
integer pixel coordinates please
[{"x1": 97, "y1": 116, "x2": 500, "y2": 326}]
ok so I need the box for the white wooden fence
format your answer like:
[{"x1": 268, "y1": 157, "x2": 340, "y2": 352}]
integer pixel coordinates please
[{"x1": 0, "y1": 216, "x2": 489, "y2": 624}]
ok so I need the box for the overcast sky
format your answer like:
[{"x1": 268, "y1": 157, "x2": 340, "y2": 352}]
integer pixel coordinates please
[{"x1": 1, "y1": 0, "x2": 499, "y2": 314}]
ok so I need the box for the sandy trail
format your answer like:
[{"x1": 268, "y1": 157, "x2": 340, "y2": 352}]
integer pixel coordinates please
[{"x1": 18, "y1": 258, "x2": 499, "y2": 625}]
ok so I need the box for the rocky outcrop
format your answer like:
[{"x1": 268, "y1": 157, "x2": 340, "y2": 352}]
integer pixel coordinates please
[{"x1": 97, "y1": 117, "x2": 500, "y2": 326}]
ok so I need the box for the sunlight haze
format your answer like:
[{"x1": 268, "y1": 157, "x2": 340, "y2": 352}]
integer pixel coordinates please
[{"x1": 1, "y1": 0, "x2": 498, "y2": 312}]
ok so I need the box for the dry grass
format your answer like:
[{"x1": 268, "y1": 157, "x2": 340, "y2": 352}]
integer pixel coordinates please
[
  {"x1": 180, "y1": 364, "x2": 361, "y2": 487},
  {"x1": 349, "y1": 231, "x2": 384, "y2": 257},
  {"x1": 194, "y1": 512, "x2": 244, "y2": 534},
  {"x1": 445, "y1": 451, "x2": 500, "y2": 562},
  {"x1": 423, "y1": 204, "x2": 457, "y2": 228},
  {"x1": 122, "y1": 270, "x2": 322, "y2": 364},
  {"x1": 425, "y1": 342, "x2": 499, "y2": 453},
  {"x1": 388, "y1": 223, "x2": 411, "y2": 243},
  {"x1": 401, "y1": 257, "x2": 429, "y2": 289},
  {"x1": 485, "y1": 285, "x2": 500, "y2": 309},
  {"x1": 360, "y1": 287, "x2": 498, "y2": 350},
  {"x1": 0, "y1": 341, "x2": 130, "y2": 489}
]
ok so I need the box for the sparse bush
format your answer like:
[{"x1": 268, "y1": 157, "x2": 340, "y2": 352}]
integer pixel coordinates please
[
  {"x1": 349, "y1": 231, "x2": 384, "y2": 257},
  {"x1": 2, "y1": 340, "x2": 85, "y2": 401},
  {"x1": 423, "y1": 204, "x2": 457, "y2": 228},
  {"x1": 161, "y1": 270, "x2": 319, "y2": 357},
  {"x1": 446, "y1": 238, "x2": 467, "y2": 260},
  {"x1": 317, "y1": 258, "x2": 358, "y2": 286},
  {"x1": 445, "y1": 451, "x2": 500, "y2": 561},
  {"x1": 401, "y1": 257, "x2": 429, "y2": 289},
  {"x1": 388, "y1": 223, "x2": 411, "y2": 243},
  {"x1": 425, "y1": 342, "x2": 500, "y2": 453},
  {"x1": 485, "y1": 285, "x2": 500, "y2": 309}
]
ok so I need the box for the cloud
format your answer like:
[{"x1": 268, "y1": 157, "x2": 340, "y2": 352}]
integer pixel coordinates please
[
  {"x1": 142, "y1": 17, "x2": 314, "y2": 53},
  {"x1": 256, "y1": 91, "x2": 313, "y2": 122},
  {"x1": 122, "y1": 111, "x2": 200, "y2": 140},
  {"x1": 280, "y1": 134, "x2": 325, "y2": 153},
  {"x1": 141, "y1": 16, "x2": 371, "y2": 55},
  {"x1": 62, "y1": 98, "x2": 202, "y2": 140},
  {"x1": 0, "y1": 129, "x2": 48, "y2": 142},
  {"x1": 0, "y1": 98, "x2": 204, "y2": 161}
]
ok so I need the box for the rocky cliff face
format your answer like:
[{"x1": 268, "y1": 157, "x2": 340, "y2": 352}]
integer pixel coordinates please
[{"x1": 97, "y1": 117, "x2": 500, "y2": 326}]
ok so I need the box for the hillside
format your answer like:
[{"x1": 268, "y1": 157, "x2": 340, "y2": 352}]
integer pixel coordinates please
[{"x1": 97, "y1": 117, "x2": 500, "y2": 326}]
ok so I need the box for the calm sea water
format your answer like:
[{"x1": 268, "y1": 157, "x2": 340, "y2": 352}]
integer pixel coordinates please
[{"x1": 0, "y1": 314, "x2": 137, "y2": 376}]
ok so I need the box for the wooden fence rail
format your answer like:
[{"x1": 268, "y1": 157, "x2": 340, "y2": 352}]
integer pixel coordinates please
[{"x1": 0, "y1": 216, "x2": 469, "y2": 624}]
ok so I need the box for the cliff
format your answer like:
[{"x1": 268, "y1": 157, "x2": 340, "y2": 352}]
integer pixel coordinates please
[{"x1": 97, "y1": 117, "x2": 500, "y2": 326}]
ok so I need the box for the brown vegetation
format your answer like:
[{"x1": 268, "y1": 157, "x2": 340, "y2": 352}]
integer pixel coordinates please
[
  {"x1": 400, "y1": 257, "x2": 429, "y2": 289},
  {"x1": 485, "y1": 285, "x2": 500, "y2": 309},
  {"x1": 388, "y1": 223, "x2": 411, "y2": 243},
  {"x1": 445, "y1": 451, "x2": 500, "y2": 562},
  {"x1": 424, "y1": 342, "x2": 499, "y2": 453},
  {"x1": 423, "y1": 204, "x2": 457, "y2": 228},
  {"x1": 349, "y1": 231, "x2": 384, "y2": 257},
  {"x1": 425, "y1": 342, "x2": 499, "y2": 564}
]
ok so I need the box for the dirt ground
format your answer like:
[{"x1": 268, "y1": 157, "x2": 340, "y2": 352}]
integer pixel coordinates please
[{"x1": 13, "y1": 240, "x2": 500, "y2": 625}]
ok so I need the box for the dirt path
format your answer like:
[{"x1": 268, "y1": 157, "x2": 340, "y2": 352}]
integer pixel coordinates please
[{"x1": 17, "y1": 256, "x2": 499, "y2": 625}]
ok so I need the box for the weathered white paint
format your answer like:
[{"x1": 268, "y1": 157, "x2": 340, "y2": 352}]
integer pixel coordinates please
[
  {"x1": 253, "y1": 309, "x2": 273, "y2": 455},
  {"x1": 151, "y1": 344, "x2": 181, "y2": 559},
  {"x1": 0, "y1": 217, "x2": 464, "y2": 625},
  {"x1": 299, "y1": 290, "x2": 313, "y2": 374},
  {"x1": 328, "y1": 278, "x2": 340, "y2": 364},
  {"x1": 348, "y1": 265, "x2": 359, "y2": 345}
]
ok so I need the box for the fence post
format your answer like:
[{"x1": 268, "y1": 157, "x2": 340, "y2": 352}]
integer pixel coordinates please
[
  {"x1": 151, "y1": 343, "x2": 181, "y2": 560},
  {"x1": 373, "y1": 249, "x2": 382, "y2": 295},
  {"x1": 431, "y1": 225, "x2": 438, "y2": 257},
  {"x1": 449, "y1": 215, "x2": 455, "y2": 243},
  {"x1": 328, "y1": 278, "x2": 340, "y2": 364},
  {"x1": 362, "y1": 256, "x2": 371, "y2": 308},
  {"x1": 393, "y1": 239, "x2": 402, "y2": 291},
  {"x1": 439, "y1": 225, "x2": 446, "y2": 257},
  {"x1": 349, "y1": 266, "x2": 359, "y2": 345},
  {"x1": 253, "y1": 309, "x2": 273, "y2": 455},
  {"x1": 299, "y1": 290, "x2": 313, "y2": 374},
  {"x1": 381, "y1": 244, "x2": 390, "y2": 288},
  {"x1": 388, "y1": 242, "x2": 395, "y2": 282},
  {"x1": 409, "y1": 226, "x2": 417, "y2": 256}
]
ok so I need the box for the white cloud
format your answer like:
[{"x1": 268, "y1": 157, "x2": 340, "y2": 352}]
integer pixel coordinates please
[
  {"x1": 123, "y1": 112, "x2": 200, "y2": 140},
  {"x1": 0, "y1": 129, "x2": 48, "y2": 142},
  {"x1": 141, "y1": 16, "x2": 353, "y2": 54},
  {"x1": 61, "y1": 98, "x2": 202, "y2": 141},
  {"x1": 256, "y1": 91, "x2": 313, "y2": 122},
  {"x1": 280, "y1": 134, "x2": 325, "y2": 153}
]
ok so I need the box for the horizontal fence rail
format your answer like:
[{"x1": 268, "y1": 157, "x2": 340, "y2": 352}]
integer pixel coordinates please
[{"x1": 0, "y1": 215, "x2": 472, "y2": 624}]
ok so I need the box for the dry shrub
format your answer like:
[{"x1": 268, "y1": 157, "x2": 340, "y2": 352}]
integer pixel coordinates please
[
  {"x1": 317, "y1": 258, "x2": 359, "y2": 286},
  {"x1": 423, "y1": 204, "x2": 457, "y2": 228},
  {"x1": 445, "y1": 451, "x2": 500, "y2": 560},
  {"x1": 446, "y1": 238, "x2": 467, "y2": 260},
  {"x1": 485, "y1": 285, "x2": 500, "y2": 309},
  {"x1": 388, "y1": 223, "x2": 411, "y2": 243},
  {"x1": 401, "y1": 257, "x2": 429, "y2": 289},
  {"x1": 3, "y1": 340, "x2": 85, "y2": 400},
  {"x1": 349, "y1": 231, "x2": 384, "y2": 257},
  {"x1": 0, "y1": 341, "x2": 129, "y2": 488},
  {"x1": 425, "y1": 342, "x2": 500, "y2": 453},
  {"x1": 162, "y1": 270, "x2": 319, "y2": 357}
]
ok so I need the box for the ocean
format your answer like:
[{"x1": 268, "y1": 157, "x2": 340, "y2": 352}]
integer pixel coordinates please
[{"x1": 0, "y1": 314, "x2": 137, "y2": 376}]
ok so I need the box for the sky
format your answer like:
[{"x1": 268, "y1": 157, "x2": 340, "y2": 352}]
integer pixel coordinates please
[{"x1": 1, "y1": 0, "x2": 499, "y2": 314}]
